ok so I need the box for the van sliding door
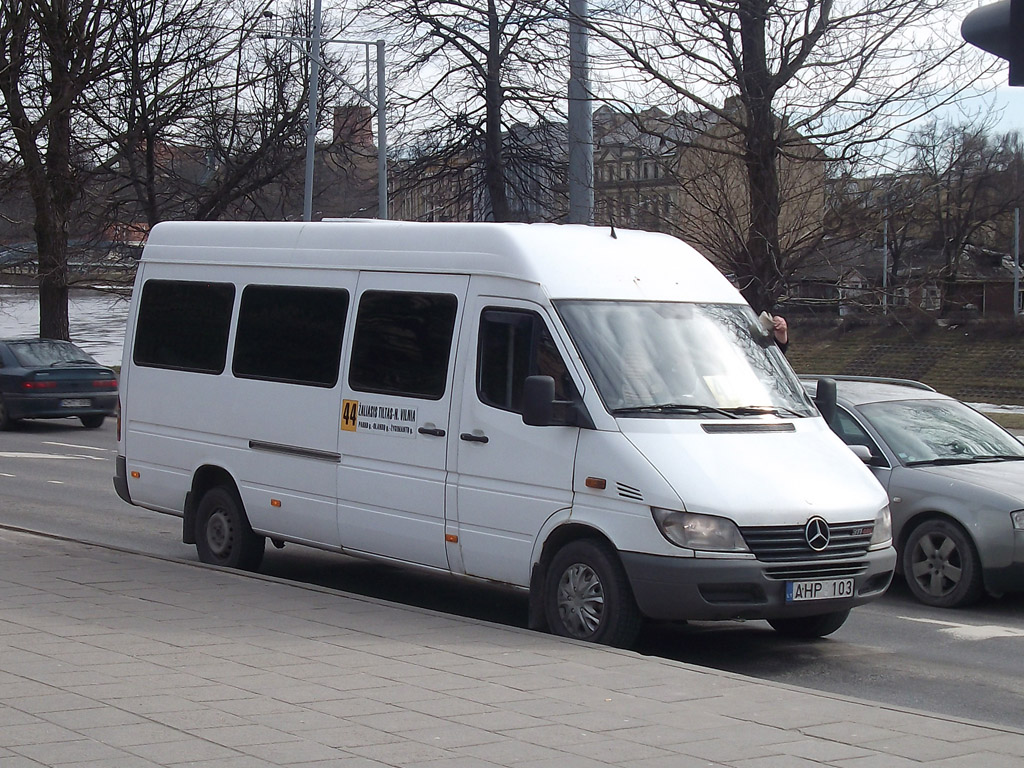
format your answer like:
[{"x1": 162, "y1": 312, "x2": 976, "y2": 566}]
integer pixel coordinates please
[{"x1": 337, "y1": 273, "x2": 469, "y2": 569}]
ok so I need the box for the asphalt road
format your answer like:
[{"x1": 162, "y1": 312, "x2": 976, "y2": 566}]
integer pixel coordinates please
[{"x1": 3, "y1": 418, "x2": 1024, "y2": 730}]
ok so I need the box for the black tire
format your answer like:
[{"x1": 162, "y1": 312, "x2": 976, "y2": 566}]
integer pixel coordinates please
[
  {"x1": 0, "y1": 396, "x2": 11, "y2": 430},
  {"x1": 768, "y1": 609, "x2": 850, "y2": 638},
  {"x1": 544, "y1": 539, "x2": 642, "y2": 648},
  {"x1": 80, "y1": 414, "x2": 105, "y2": 429},
  {"x1": 195, "y1": 486, "x2": 265, "y2": 571},
  {"x1": 902, "y1": 518, "x2": 984, "y2": 608}
]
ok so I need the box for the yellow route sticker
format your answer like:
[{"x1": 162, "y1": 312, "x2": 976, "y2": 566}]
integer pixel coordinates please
[{"x1": 341, "y1": 399, "x2": 359, "y2": 431}]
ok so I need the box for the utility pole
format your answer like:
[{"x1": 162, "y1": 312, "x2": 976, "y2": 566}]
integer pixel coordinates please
[
  {"x1": 1015, "y1": 207, "x2": 1021, "y2": 319},
  {"x1": 261, "y1": 10, "x2": 388, "y2": 221},
  {"x1": 302, "y1": 0, "x2": 323, "y2": 222},
  {"x1": 567, "y1": 0, "x2": 593, "y2": 225},
  {"x1": 882, "y1": 209, "x2": 889, "y2": 313}
]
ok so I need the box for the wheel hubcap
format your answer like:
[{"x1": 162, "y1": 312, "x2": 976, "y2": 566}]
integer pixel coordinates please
[
  {"x1": 911, "y1": 532, "x2": 961, "y2": 597},
  {"x1": 556, "y1": 562, "x2": 605, "y2": 638},
  {"x1": 206, "y1": 510, "x2": 234, "y2": 558}
]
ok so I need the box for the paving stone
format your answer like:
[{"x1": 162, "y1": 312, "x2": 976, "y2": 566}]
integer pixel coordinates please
[{"x1": 4, "y1": 529, "x2": 1024, "y2": 768}]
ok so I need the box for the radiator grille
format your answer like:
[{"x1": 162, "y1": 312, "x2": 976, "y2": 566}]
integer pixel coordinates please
[
  {"x1": 764, "y1": 563, "x2": 869, "y2": 581},
  {"x1": 740, "y1": 520, "x2": 874, "y2": 562}
]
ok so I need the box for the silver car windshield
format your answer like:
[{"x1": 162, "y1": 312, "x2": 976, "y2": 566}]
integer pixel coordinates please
[
  {"x1": 859, "y1": 398, "x2": 1024, "y2": 466},
  {"x1": 554, "y1": 300, "x2": 814, "y2": 418}
]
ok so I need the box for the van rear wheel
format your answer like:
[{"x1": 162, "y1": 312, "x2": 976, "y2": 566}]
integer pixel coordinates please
[
  {"x1": 195, "y1": 486, "x2": 265, "y2": 571},
  {"x1": 544, "y1": 539, "x2": 642, "y2": 648},
  {"x1": 768, "y1": 609, "x2": 850, "y2": 638}
]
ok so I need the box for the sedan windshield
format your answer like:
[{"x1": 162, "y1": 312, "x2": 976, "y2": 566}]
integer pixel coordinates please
[
  {"x1": 554, "y1": 300, "x2": 814, "y2": 417},
  {"x1": 9, "y1": 340, "x2": 97, "y2": 367},
  {"x1": 858, "y1": 398, "x2": 1024, "y2": 466}
]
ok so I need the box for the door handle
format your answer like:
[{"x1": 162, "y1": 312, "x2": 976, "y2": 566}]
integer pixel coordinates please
[
  {"x1": 460, "y1": 432, "x2": 489, "y2": 443},
  {"x1": 418, "y1": 426, "x2": 445, "y2": 437}
]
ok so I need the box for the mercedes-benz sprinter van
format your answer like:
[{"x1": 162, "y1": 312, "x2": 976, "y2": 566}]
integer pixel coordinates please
[{"x1": 114, "y1": 221, "x2": 894, "y2": 647}]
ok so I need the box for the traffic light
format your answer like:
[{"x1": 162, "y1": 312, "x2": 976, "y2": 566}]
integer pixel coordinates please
[{"x1": 961, "y1": 0, "x2": 1023, "y2": 86}]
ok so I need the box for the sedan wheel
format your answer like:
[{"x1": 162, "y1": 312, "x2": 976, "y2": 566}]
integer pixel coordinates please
[{"x1": 902, "y1": 518, "x2": 983, "y2": 608}]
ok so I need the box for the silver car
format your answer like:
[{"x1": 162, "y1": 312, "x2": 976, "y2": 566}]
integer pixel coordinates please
[{"x1": 802, "y1": 376, "x2": 1024, "y2": 608}]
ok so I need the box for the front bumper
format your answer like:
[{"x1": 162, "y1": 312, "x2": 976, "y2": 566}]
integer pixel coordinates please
[
  {"x1": 983, "y1": 529, "x2": 1024, "y2": 595},
  {"x1": 621, "y1": 546, "x2": 896, "y2": 622}
]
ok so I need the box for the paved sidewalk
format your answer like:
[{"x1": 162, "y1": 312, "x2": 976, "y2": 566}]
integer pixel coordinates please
[{"x1": 2, "y1": 530, "x2": 1023, "y2": 768}]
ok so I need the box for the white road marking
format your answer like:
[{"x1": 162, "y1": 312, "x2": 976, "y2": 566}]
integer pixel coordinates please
[
  {"x1": 0, "y1": 452, "x2": 105, "y2": 462},
  {"x1": 900, "y1": 615, "x2": 1024, "y2": 641},
  {"x1": 43, "y1": 441, "x2": 113, "y2": 454},
  {"x1": 46, "y1": 480, "x2": 65, "y2": 485}
]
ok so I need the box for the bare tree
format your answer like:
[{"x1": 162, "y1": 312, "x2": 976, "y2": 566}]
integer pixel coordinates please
[
  {"x1": 365, "y1": 0, "x2": 568, "y2": 222},
  {"x1": 0, "y1": 0, "x2": 123, "y2": 338},
  {"x1": 89, "y1": 0, "x2": 358, "y2": 226},
  {"x1": 907, "y1": 122, "x2": 1024, "y2": 312},
  {"x1": 1, "y1": 0, "x2": 367, "y2": 337},
  {"x1": 586, "y1": 0, "x2": 989, "y2": 312}
]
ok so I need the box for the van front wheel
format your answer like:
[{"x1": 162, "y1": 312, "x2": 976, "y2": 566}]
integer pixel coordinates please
[
  {"x1": 544, "y1": 540, "x2": 642, "y2": 648},
  {"x1": 195, "y1": 486, "x2": 265, "y2": 571}
]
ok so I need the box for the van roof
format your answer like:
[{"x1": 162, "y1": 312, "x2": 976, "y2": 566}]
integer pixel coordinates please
[{"x1": 142, "y1": 220, "x2": 744, "y2": 303}]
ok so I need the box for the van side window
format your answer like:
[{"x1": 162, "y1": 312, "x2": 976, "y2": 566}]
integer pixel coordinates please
[
  {"x1": 232, "y1": 286, "x2": 348, "y2": 387},
  {"x1": 478, "y1": 309, "x2": 576, "y2": 413},
  {"x1": 349, "y1": 290, "x2": 457, "y2": 400},
  {"x1": 133, "y1": 280, "x2": 234, "y2": 374}
]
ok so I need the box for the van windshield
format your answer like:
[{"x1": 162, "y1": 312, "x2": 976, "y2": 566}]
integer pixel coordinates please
[{"x1": 554, "y1": 301, "x2": 815, "y2": 418}]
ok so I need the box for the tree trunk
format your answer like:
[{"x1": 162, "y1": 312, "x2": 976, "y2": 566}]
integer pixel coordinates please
[
  {"x1": 483, "y1": 0, "x2": 511, "y2": 222},
  {"x1": 737, "y1": 0, "x2": 783, "y2": 314}
]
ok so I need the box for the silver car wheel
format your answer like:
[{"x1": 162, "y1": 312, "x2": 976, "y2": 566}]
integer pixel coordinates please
[
  {"x1": 911, "y1": 531, "x2": 961, "y2": 597},
  {"x1": 556, "y1": 562, "x2": 605, "y2": 638},
  {"x1": 902, "y1": 518, "x2": 983, "y2": 608}
]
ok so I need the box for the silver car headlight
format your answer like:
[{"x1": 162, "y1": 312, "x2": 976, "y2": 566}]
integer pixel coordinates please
[
  {"x1": 652, "y1": 508, "x2": 749, "y2": 552},
  {"x1": 1012, "y1": 510, "x2": 1024, "y2": 531},
  {"x1": 869, "y1": 504, "x2": 892, "y2": 549}
]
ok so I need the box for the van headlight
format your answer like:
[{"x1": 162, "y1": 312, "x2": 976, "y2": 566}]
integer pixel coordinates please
[
  {"x1": 652, "y1": 508, "x2": 749, "y2": 552},
  {"x1": 1012, "y1": 510, "x2": 1024, "y2": 530},
  {"x1": 869, "y1": 505, "x2": 892, "y2": 549}
]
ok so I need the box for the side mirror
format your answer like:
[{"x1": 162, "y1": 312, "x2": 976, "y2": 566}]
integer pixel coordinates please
[
  {"x1": 849, "y1": 445, "x2": 872, "y2": 463},
  {"x1": 815, "y1": 377, "x2": 837, "y2": 427},
  {"x1": 522, "y1": 375, "x2": 555, "y2": 426}
]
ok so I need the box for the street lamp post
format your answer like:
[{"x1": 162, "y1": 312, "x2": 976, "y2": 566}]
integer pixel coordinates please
[
  {"x1": 303, "y1": 0, "x2": 323, "y2": 222},
  {"x1": 567, "y1": 0, "x2": 593, "y2": 225},
  {"x1": 261, "y1": 9, "x2": 387, "y2": 221}
]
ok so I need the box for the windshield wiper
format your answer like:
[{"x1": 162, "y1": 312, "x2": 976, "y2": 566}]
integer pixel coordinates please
[
  {"x1": 720, "y1": 405, "x2": 804, "y2": 418},
  {"x1": 49, "y1": 359, "x2": 93, "y2": 367},
  {"x1": 905, "y1": 455, "x2": 1024, "y2": 466},
  {"x1": 612, "y1": 403, "x2": 738, "y2": 419}
]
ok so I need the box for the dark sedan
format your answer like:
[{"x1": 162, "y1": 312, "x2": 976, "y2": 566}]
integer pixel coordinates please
[
  {"x1": 0, "y1": 338, "x2": 118, "y2": 429},
  {"x1": 803, "y1": 376, "x2": 1024, "y2": 608}
]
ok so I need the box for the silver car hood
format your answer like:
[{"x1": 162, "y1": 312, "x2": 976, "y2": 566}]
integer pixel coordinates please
[{"x1": 911, "y1": 460, "x2": 1024, "y2": 502}]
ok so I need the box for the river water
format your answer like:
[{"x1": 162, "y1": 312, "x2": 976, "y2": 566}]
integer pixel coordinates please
[{"x1": 0, "y1": 286, "x2": 131, "y2": 368}]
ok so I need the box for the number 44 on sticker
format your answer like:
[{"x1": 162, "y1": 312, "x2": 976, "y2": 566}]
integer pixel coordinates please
[{"x1": 341, "y1": 400, "x2": 359, "y2": 432}]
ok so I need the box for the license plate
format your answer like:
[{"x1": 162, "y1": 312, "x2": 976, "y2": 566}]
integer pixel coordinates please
[
  {"x1": 786, "y1": 578, "x2": 854, "y2": 602},
  {"x1": 60, "y1": 398, "x2": 91, "y2": 408}
]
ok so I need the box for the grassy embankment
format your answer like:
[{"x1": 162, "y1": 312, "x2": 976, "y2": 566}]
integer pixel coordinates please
[{"x1": 785, "y1": 317, "x2": 1024, "y2": 426}]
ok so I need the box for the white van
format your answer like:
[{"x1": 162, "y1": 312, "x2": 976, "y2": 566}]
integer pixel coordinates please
[{"x1": 114, "y1": 220, "x2": 895, "y2": 647}]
